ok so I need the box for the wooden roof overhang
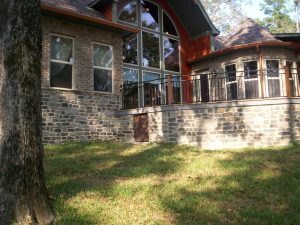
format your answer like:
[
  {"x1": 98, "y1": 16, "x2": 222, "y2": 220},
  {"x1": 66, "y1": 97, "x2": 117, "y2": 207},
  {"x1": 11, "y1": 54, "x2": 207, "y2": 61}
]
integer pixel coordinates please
[{"x1": 41, "y1": 4, "x2": 139, "y2": 37}]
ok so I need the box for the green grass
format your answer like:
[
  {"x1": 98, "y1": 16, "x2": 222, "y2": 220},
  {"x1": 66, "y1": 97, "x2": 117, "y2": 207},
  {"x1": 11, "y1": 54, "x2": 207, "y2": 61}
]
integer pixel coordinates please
[{"x1": 45, "y1": 141, "x2": 300, "y2": 225}]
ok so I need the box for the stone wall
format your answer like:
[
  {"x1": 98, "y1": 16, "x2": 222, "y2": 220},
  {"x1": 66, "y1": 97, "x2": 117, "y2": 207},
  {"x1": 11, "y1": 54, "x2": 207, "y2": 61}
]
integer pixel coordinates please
[
  {"x1": 42, "y1": 89, "x2": 122, "y2": 144},
  {"x1": 116, "y1": 99, "x2": 300, "y2": 150}
]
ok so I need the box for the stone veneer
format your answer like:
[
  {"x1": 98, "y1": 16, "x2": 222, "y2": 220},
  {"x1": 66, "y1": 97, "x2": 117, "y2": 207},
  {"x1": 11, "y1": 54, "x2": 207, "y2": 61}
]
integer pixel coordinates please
[
  {"x1": 42, "y1": 89, "x2": 122, "y2": 143},
  {"x1": 115, "y1": 99, "x2": 300, "y2": 150}
]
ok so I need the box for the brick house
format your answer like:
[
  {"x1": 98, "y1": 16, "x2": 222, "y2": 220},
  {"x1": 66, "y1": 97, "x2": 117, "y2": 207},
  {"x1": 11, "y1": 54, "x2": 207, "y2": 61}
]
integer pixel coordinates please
[{"x1": 41, "y1": 0, "x2": 300, "y2": 149}]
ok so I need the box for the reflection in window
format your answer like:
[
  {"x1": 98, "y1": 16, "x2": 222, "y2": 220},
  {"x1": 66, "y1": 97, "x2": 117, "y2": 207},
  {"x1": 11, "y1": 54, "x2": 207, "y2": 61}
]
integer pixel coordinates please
[
  {"x1": 143, "y1": 71, "x2": 161, "y2": 106},
  {"x1": 266, "y1": 60, "x2": 280, "y2": 97},
  {"x1": 164, "y1": 37, "x2": 179, "y2": 72},
  {"x1": 119, "y1": 1, "x2": 181, "y2": 107},
  {"x1": 50, "y1": 35, "x2": 73, "y2": 89},
  {"x1": 141, "y1": 1, "x2": 159, "y2": 31},
  {"x1": 142, "y1": 32, "x2": 160, "y2": 68},
  {"x1": 123, "y1": 68, "x2": 138, "y2": 82},
  {"x1": 244, "y1": 61, "x2": 259, "y2": 99},
  {"x1": 244, "y1": 61, "x2": 258, "y2": 79},
  {"x1": 266, "y1": 60, "x2": 279, "y2": 77},
  {"x1": 225, "y1": 64, "x2": 237, "y2": 100},
  {"x1": 163, "y1": 12, "x2": 178, "y2": 36},
  {"x1": 123, "y1": 34, "x2": 138, "y2": 65},
  {"x1": 118, "y1": 0, "x2": 137, "y2": 24},
  {"x1": 93, "y1": 44, "x2": 113, "y2": 92}
]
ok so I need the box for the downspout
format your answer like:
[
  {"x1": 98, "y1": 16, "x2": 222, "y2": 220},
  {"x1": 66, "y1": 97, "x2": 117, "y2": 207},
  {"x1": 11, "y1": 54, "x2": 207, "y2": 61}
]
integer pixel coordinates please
[{"x1": 257, "y1": 45, "x2": 265, "y2": 98}]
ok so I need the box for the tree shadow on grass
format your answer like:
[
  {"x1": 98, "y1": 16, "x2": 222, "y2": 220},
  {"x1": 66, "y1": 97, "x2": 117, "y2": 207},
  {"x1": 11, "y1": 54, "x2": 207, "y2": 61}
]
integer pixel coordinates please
[
  {"x1": 158, "y1": 144, "x2": 300, "y2": 225},
  {"x1": 45, "y1": 142, "x2": 300, "y2": 225},
  {"x1": 45, "y1": 141, "x2": 185, "y2": 224}
]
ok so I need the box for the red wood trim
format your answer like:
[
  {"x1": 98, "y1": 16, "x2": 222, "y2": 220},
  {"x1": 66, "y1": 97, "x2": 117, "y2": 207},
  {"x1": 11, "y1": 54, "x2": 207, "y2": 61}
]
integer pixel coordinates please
[
  {"x1": 285, "y1": 66, "x2": 292, "y2": 98},
  {"x1": 167, "y1": 75, "x2": 173, "y2": 105},
  {"x1": 188, "y1": 41, "x2": 300, "y2": 64},
  {"x1": 41, "y1": 4, "x2": 139, "y2": 33}
]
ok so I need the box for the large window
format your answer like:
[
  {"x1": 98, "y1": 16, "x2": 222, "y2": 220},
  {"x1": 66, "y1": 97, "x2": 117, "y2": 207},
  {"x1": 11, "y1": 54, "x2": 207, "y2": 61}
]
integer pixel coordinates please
[
  {"x1": 119, "y1": 0, "x2": 180, "y2": 106},
  {"x1": 93, "y1": 43, "x2": 113, "y2": 93},
  {"x1": 244, "y1": 61, "x2": 259, "y2": 99},
  {"x1": 50, "y1": 35, "x2": 73, "y2": 89}
]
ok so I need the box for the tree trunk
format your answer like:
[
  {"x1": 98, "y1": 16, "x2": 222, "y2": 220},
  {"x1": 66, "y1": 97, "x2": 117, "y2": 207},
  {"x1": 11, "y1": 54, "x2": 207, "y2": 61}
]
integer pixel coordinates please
[{"x1": 0, "y1": 1, "x2": 55, "y2": 224}]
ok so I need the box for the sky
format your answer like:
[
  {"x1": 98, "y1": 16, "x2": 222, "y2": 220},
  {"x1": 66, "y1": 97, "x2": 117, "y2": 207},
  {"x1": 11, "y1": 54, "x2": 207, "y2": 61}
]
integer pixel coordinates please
[
  {"x1": 242, "y1": 0, "x2": 295, "y2": 20},
  {"x1": 242, "y1": 0, "x2": 265, "y2": 19}
]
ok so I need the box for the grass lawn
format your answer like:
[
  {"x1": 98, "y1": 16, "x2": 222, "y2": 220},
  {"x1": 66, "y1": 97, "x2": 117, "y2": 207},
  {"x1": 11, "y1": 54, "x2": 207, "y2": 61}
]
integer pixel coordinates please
[{"x1": 45, "y1": 141, "x2": 300, "y2": 225}]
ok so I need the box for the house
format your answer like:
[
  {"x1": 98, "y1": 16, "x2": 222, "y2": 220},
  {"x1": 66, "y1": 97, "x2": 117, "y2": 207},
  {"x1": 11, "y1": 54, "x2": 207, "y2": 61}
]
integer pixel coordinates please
[{"x1": 41, "y1": 0, "x2": 300, "y2": 149}]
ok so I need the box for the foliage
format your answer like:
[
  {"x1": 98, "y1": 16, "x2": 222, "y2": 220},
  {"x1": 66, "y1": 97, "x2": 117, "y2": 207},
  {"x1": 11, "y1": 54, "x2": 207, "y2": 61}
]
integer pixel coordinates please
[
  {"x1": 201, "y1": 0, "x2": 250, "y2": 34},
  {"x1": 256, "y1": 0, "x2": 296, "y2": 33},
  {"x1": 45, "y1": 141, "x2": 300, "y2": 225}
]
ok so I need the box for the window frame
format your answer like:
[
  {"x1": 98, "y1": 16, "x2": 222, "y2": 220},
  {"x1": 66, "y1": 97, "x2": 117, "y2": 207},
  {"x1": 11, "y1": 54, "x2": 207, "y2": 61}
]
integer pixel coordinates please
[
  {"x1": 49, "y1": 33, "x2": 75, "y2": 90},
  {"x1": 119, "y1": 0, "x2": 181, "y2": 107},
  {"x1": 243, "y1": 60, "x2": 261, "y2": 99},
  {"x1": 224, "y1": 63, "x2": 238, "y2": 100},
  {"x1": 92, "y1": 42, "x2": 114, "y2": 93},
  {"x1": 265, "y1": 59, "x2": 282, "y2": 98},
  {"x1": 162, "y1": 10, "x2": 179, "y2": 39}
]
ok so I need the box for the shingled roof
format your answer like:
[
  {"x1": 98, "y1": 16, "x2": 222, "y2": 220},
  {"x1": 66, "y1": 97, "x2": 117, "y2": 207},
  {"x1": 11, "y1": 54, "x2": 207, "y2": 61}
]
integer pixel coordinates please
[
  {"x1": 214, "y1": 18, "x2": 282, "y2": 51},
  {"x1": 41, "y1": 0, "x2": 105, "y2": 19}
]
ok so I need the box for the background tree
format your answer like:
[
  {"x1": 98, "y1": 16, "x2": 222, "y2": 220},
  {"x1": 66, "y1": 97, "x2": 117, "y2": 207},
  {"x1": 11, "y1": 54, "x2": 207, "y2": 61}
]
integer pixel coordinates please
[
  {"x1": 0, "y1": 1, "x2": 55, "y2": 224},
  {"x1": 294, "y1": 0, "x2": 300, "y2": 31},
  {"x1": 256, "y1": 0, "x2": 296, "y2": 33},
  {"x1": 201, "y1": 0, "x2": 250, "y2": 34}
]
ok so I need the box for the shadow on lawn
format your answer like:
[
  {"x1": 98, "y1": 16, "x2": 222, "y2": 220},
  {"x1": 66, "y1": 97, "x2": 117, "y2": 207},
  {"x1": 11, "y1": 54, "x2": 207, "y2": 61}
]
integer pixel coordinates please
[
  {"x1": 158, "y1": 144, "x2": 300, "y2": 225},
  {"x1": 45, "y1": 142, "x2": 300, "y2": 225},
  {"x1": 45, "y1": 141, "x2": 185, "y2": 224}
]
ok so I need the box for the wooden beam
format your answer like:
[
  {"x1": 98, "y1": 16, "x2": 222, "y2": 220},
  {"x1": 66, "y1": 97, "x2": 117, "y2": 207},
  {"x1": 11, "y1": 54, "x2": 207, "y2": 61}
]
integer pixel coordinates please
[
  {"x1": 167, "y1": 75, "x2": 173, "y2": 105},
  {"x1": 257, "y1": 45, "x2": 265, "y2": 98},
  {"x1": 285, "y1": 66, "x2": 292, "y2": 98}
]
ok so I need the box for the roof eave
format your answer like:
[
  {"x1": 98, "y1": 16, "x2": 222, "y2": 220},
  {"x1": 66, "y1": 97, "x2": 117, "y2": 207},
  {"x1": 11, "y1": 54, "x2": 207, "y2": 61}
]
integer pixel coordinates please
[
  {"x1": 195, "y1": 0, "x2": 220, "y2": 36},
  {"x1": 41, "y1": 3, "x2": 139, "y2": 35},
  {"x1": 188, "y1": 41, "x2": 300, "y2": 64}
]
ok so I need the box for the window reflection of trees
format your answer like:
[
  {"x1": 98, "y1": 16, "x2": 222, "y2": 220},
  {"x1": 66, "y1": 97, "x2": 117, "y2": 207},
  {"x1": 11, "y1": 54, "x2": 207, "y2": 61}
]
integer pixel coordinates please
[
  {"x1": 119, "y1": 0, "x2": 180, "y2": 106},
  {"x1": 118, "y1": 0, "x2": 137, "y2": 24},
  {"x1": 123, "y1": 35, "x2": 138, "y2": 65},
  {"x1": 141, "y1": 0, "x2": 159, "y2": 30},
  {"x1": 142, "y1": 32, "x2": 160, "y2": 68}
]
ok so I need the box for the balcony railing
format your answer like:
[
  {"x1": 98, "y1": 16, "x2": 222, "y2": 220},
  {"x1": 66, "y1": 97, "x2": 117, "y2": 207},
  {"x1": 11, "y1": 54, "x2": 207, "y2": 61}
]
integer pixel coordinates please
[{"x1": 121, "y1": 66, "x2": 300, "y2": 109}]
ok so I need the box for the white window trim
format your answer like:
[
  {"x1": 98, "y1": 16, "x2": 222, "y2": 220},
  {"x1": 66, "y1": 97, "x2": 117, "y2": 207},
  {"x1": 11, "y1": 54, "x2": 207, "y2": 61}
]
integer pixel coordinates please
[
  {"x1": 225, "y1": 64, "x2": 238, "y2": 101},
  {"x1": 92, "y1": 42, "x2": 114, "y2": 94},
  {"x1": 49, "y1": 34, "x2": 75, "y2": 90},
  {"x1": 243, "y1": 60, "x2": 261, "y2": 99},
  {"x1": 265, "y1": 59, "x2": 283, "y2": 97}
]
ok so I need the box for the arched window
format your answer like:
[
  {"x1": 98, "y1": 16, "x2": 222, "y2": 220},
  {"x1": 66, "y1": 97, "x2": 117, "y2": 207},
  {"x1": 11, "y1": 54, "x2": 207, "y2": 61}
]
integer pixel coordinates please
[{"x1": 119, "y1": 0, "x2": 181, "y2": 107}]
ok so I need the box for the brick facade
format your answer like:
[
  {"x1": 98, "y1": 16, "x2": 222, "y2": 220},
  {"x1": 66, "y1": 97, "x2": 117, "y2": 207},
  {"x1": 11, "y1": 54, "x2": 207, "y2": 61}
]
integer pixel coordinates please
[{"x1": 42, "y1": 17, "x2": 123, "y2": 93}]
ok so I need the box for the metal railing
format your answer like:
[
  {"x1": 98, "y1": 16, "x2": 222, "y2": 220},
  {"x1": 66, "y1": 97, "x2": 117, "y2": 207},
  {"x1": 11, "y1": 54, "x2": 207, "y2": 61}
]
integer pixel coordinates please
[{"x1": 121, "y1": 66, "x2": 300, "y2": 109}]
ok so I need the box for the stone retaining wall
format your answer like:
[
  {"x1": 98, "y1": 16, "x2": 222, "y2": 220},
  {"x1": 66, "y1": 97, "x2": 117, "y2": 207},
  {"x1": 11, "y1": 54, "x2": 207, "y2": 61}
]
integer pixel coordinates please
[
  {"x1": 116, "y1": 99, "x2": 300, "y2": 149},
  {"x1": 41, "y1": 90, "x2": 300, "y2": 149}
]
